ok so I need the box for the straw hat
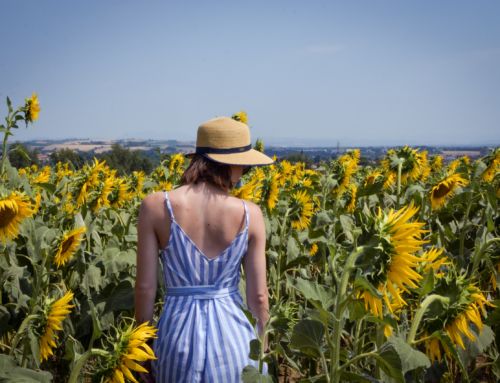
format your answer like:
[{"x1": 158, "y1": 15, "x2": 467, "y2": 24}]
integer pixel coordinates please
[{"x1": 191, "y1": 117, "x2": 274, "y2": 166}]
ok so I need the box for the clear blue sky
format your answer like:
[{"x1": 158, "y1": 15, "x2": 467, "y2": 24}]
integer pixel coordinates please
[{"x1": 1, "y1": 0, "x2": 499, "y2": 146}]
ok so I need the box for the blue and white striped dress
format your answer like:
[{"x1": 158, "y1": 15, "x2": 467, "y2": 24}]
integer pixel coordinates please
[{"x1": 152, "y1": 191, "x2": 264, "y2": 382}]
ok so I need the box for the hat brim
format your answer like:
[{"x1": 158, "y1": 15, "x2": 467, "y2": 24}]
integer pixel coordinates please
[{"x1": 189, "y1": 149, "x2": 274, "y2": 166}]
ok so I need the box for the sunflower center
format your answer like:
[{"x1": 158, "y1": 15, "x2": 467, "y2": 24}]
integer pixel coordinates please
[
  {"x1": 432, "y1": 183, "x2": 452, "y2": 199},
  {"x1": 61, "y1": 237, "x2": 75, "y2": 254},
  {"x1": 0, "y1": 205, "x2": 18, "y2": 228}
]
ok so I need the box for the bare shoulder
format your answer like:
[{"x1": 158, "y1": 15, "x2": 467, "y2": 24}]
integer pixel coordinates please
[
  {"x1": 139, "y1": 191, "x2": 165, "y2": 216},
  {"x1": 242, "y1": 200, "x2": 264, "y2": 221}
]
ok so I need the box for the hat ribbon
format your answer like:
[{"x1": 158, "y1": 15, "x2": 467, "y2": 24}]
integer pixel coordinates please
[{"x1": 195, "y1": 144, "x2": 252, "y2": 154}]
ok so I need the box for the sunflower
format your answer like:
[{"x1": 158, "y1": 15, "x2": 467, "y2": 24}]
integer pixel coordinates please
[
  {"x1": 383, "y1": 172, "x2": 396, "y2": 190},
  {"x1": 32, "y1": 192, "x2": 42, "y2": 216},
  {"x1": 24, "y1": 92, "x2": 41, "y2": 122},
  {"x1": 167, "y1": 153, "x2": 185, "y2": 175},
  {"x1": 445, "y1": 286, "x2": 492, "y2": 349},
  {"x1": 430, "y1": 173, "x2": 468, "y2": 210},
  {"x1": 39, "y1": 291, "x2": 74, "y2": 361},
  {"x1": 381, "y1": 146, "x2": 423, "y2": 185},
  {"x1": 54, "y1": 226, "x2": 86, "y2": 267},
  {"x1": 63, "y1": 193, "x2": 76, "y2": 215},
  {"x1": 446, "y1": 156, "x2": 469, "y2": 176},
  {"x1": 364, "y1": 169, "x2": 383, "y2": 186},
  {"x1": 356, "y1": 203, "x2": 428, "y2": 318},
  {"x1": 309, "y1": 243, "x2": 318, "y2": 256},
  {"x1": 481, "y1": 149, "x2": 500, "y2": 182},
  {"x1": 289, "y1": 190, "x2": 315, "y2": 230},
  {"x1": 418, "y1": 151, "x2": 431, "y2": 182},
  {"x1": 109, "y1": 178, "x2": 134, "y2": 208},
  {"x1": 430, "y1": 155, "x2": 443, "y2": 173},
  {"x1": 74, "y1": 159, "x2": 107, "y2": 207},
  {"x1": 331, "y1": 150, "x2": 359, "y2": 196},
  {"x1": 93, "y1": 176, "x2": 115, "y2": 212},
  {"x1": 56, "y1": 162, "x2": 73, "y2": 181},
  {"x1": 231, "y1": 110, "x2": 248, "y2": 124},
  {"x1": 0, "y1": 192, "x2": 34, "y2": 244},
  {"x1": 260, "y1": 170, "x2": 280, "y2": 211},
  {"x1": 130, "y1": 171, "x2": 146, "y2": 199},
  {"x1": 421, "y1": 247, "x2": 448, "y2": 278},
  {"x1": 344, "y1": 183, "x2": 357, "y2": 213},
  {"x1": 32, "y1": 166, "x2": 51, "y2": 184},
  {"x1": 106, "y1": 322, "x2": 157, "y2": 383},
  {"x1": 232, "y1": 168, "x2": 263, "y2": 203},
  {"x1": 420, "y1": 278, "x2": 494, "y2": 362},
  {"x1": 153, "y1": 180, "x2": 173, "y2": 193}
]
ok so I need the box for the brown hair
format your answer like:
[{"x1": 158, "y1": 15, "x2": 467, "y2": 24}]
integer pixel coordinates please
[{"x1": 180, "y1": 154, "x2": 232, "y2": 190}]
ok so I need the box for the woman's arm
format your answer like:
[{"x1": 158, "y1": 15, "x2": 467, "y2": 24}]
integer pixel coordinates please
[
  {"x1": 135, "y1": 196, "x2": 159, "y2": 325},
  {"x1": 243, "y1": 202, "x2": 270, "y2": 342}
]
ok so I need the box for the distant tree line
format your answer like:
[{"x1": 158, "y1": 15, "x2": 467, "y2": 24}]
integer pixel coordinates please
[{"x1": 7, "y1": 142, "x2": 158, "y2": 175}]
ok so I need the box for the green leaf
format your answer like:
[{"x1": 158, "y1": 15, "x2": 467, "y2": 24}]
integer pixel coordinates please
[
  {"x1": 339, "y1": 371, "x2": 380, "y2": 383},
  {"x1": 249, "y1": 339, "x2": 260, "y2": 360},
  {"x1": 315, "y1": 211, "x2": 332, "y2": 227},
  {"x1": 339, "y1": 215, "x2": 354, "y2": 243},
  {"x1": 241, "y1": 365, "x2": 274, "y2": 382},
  {"x1": 290, "y1": 319, "x2": 325, "y2": 357},
  {"x1": 83, "y1": 264, "x2": 103, "y2": 293},
  {"x1": 377, "y1": 342, "x2": 404, "y2": 383},
  {"x1": 387, "y1": 336, "x2": 430, "y2": 373},
  {"x1": 0, "y1": 305, "x2": 10, "y2": 335},
  {"x1": 286, "y1": 236, "x2": 300, "y2": 263},
  {"x1": 290, "y1": 277, "x2": 334, "y2": 309},
  {"x1": 417, "y1": 270, "x2": 435, "y2": 297},
  {"x1": 33, "y1": 182, "x2": 55, "y2": 194},
  {"x1": 0, "y1": 354, "x2": 52, "y2": 382}
]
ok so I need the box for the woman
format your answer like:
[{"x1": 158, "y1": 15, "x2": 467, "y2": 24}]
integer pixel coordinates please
[{"x1": 135, "y1": 116, "x2": 273, "y2": 382}]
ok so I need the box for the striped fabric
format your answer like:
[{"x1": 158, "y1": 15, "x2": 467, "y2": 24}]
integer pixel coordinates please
[{"x1": 152, "y1": 191, "x2": 265, "y2": 382}]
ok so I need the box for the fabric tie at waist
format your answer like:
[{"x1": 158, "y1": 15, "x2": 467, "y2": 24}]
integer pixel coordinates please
[{"x1": 165, "y1": 285, "x2": 239, "y2": 300}]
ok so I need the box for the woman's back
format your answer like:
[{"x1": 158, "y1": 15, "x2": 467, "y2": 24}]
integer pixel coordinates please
[{"x1": 165, "y1": 183, "x2": 249, "y2": 260}]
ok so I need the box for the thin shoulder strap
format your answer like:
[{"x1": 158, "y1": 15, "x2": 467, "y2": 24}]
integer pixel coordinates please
[
  {"x1": 242, "y1": 200, "x2": 249, "y2": 230},
  {"x1": 164, "y1": 192, "x2": 175, "y2": 222}
]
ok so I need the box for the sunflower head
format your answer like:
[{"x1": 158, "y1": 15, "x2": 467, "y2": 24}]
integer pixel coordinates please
[
  {"x1": 481, "y1": 148, "x2": 500, "y2": 182},
  {"x1": 39, "y1": 291, "x2": 74, "y2": 361},
  {"x1": 364, "y1": 169, "x2": 384, "y2": 186},
  {"x1": 289, "y1": 189, "x2": 315, "y2": 230},
  {"x1": 102, "y1": 321, "x2": 157, "y2": 383},
  {"x1": 167, "y1": 153, "x2": 185, "y2": 175},
  {"x1": 260, "y1": 169, "x2": 280, "y2": 211},
  {"x1": 420, "y1": 276, "x2": 494, "y2": 360},
  {"x1": 231, "y1": 111, "x2": 248, "y2": 124},
  {"x1": 356, "y1": 203, "x2": 428, "y2": 317},
  {"x1": 0, "y1": 192, "x2": 34, "y2": 244},
  {"x1": 54, "y1": 226, "x2": 86, "y2": 268},
  {"x1": 24, "y1": 92, "x2": 41, "y2": 122},
  {"x1": 430, "y1": 173, "x2": 468, "y2": 210}
]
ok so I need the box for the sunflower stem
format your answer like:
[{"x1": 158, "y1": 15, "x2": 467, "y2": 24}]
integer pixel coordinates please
[
  {"x1": 407, "y1": 294, "x2": 449, "y2": 345},
  {"x1": 275, "y1": 208, "x2": 290, "y2": 303},
  {"x1": 68, "y1": 348, "x2": 109, "y2": 383},
  {"x1": 330, "y1": 246, "x2": 365, "y2": 383},
  {"x1": 396, "y1": 161, "x2": 403, "y2": 208},
  {"x1": 459, "y1": 188, "x2": 474, "y2": 265}
]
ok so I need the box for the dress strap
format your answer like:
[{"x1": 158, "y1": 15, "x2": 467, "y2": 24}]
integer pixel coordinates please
[
  {"x1": 242, "y1": 200, "x2": 249, "y2": 230},
  {"x1": 164, "y1": 192, "x2": 175, "y2": 222}
]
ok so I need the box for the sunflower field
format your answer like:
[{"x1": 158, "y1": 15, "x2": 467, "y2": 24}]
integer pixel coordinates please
[{"x1": 1, "y1": 96, "x2": 500, "y2": 382}]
